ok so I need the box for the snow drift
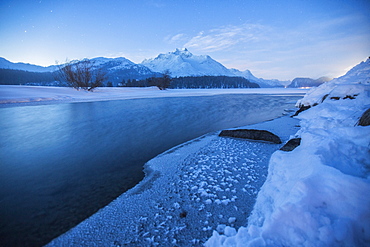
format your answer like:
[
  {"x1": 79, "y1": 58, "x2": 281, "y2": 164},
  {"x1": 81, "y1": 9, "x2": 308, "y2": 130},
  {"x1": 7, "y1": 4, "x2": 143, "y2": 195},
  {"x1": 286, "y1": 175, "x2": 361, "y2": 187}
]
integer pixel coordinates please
[{"x1": 206, "y1": 58, "x2": 370, "y2": 246}]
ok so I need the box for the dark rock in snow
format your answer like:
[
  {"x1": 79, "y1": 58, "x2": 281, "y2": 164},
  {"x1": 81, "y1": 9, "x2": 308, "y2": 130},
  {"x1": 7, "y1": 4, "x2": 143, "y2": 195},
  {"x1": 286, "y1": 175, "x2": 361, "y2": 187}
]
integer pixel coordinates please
[
  {"x1": 358, "y1": 108, "x2": 370, "y2": 126},
  {"x1": 280, "y1": 138, "x2": 301, "y2": 151},
  {"x1": 219, "y1": 129, "x2": 282, "y2": 144},
  {"x1": 292, "y1": 105, "x2": 311, "y2": 117},
  {"x1": 330, "y1": 96, "x2": 340, "y2": 100},
  {"x1": 321, "y1": 94, "x2": 329, "y2": 103},
  {"x1": 343, "y1": 94, "x2": 357, "y2": 100}
]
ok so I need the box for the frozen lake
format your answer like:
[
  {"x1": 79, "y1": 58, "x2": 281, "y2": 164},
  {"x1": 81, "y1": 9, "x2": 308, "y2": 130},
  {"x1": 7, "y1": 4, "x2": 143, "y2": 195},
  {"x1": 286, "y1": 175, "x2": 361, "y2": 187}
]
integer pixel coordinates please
[{"x1": 0, "y1": 93, "x2": 302, "y2": 246}]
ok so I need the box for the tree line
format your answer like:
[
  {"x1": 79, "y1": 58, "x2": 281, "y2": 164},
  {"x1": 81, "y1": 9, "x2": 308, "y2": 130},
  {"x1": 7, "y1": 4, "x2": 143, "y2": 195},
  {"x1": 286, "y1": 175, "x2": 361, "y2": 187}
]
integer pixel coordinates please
[
  {"x1": 0, "y1": 69, "x2": 58, "y2": 85},
  {"x1": 121, "y1": 75, "x2": 259, "y2": 89}
]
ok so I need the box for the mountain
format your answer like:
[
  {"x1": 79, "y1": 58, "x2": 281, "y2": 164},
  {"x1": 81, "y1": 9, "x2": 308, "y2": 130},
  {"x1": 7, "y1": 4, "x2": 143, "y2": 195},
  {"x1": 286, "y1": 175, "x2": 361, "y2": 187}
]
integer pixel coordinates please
[
  {"x1": 0, "y1": 57, "x2": 58, "y2": 73},
  {"x1": 0, "y1": 49, "x2": 296, "y2": 87},
  {"x1": 229, "y1": 68, "x2": 290, "y2": 88},
  {"x1": 142, "y1": 48, "x2": 288, "y2": 87},
  {"x1": 0, "y1": 57, "x2": 160, "y2": 86},
  {"x1": 287, "y1": 76, "x2": 332, "y2": 88},
  {"x1": 141, "y1": 48, "x2": 234, "y2": 77},
  {"x1": 88, "y1": 57, "x2": 160, "y2": 85}
]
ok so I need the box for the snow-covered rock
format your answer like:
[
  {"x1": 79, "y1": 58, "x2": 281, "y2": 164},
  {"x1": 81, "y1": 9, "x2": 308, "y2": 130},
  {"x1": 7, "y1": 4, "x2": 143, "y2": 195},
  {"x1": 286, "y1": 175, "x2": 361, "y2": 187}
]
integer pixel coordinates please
[{"x1": 206, "y1": 58, "x2": 370, "y2": 247}]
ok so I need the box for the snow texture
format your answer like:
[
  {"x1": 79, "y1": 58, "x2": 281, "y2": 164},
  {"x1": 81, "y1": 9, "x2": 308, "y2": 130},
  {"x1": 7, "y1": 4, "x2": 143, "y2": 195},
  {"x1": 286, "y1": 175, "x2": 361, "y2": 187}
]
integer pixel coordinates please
[{"x1": 206, "y1": 58, "x2": 370, "y2": 246}]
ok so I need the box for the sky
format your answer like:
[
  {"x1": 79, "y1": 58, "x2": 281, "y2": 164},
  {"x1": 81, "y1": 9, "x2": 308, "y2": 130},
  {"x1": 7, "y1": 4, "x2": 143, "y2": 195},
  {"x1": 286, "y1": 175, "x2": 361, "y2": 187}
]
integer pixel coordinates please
[{"x1": 0, "y1": 0, "x2": 369, "y2": 80}]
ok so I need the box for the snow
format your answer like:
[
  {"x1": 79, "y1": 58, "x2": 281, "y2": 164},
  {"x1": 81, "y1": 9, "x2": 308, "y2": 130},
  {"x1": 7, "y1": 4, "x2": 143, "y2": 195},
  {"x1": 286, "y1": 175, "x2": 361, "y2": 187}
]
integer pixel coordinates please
[
  {"x1": 206, "y1": 58, "x2": 370, "y2": 246},
  {"x1": 0, "y1": 85, "x2": 306, "y2": 106},
  {"x1": 141, "y1": 48, "x2": 234, "y2": 77},
  {"x1": 297, "y1": 58, "x2": 370, "y2": 107}
]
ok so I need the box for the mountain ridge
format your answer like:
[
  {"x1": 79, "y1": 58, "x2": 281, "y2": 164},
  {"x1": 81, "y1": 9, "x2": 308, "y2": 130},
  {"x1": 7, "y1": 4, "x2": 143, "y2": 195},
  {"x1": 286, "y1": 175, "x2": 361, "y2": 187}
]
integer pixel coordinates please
[{"x1": 0, "y1": 49, "x2": 330, "y2": 88}]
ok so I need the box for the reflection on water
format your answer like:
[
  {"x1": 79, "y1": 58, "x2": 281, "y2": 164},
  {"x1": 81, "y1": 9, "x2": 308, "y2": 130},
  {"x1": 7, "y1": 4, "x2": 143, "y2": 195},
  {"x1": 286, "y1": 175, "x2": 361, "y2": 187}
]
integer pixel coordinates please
[{"x1": 0, "y1": 94, "x2": 302, "y2": 246}]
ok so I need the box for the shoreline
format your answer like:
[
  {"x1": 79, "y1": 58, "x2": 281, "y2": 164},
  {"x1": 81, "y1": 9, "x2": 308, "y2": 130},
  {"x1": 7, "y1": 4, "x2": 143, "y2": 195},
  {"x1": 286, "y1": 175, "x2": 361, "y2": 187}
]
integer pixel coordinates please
[
  {"x1": 0, "y1": 85, "x2": 307, "y2": 108},
  {"x1": 46, "y1": 114, "x2": 300, "y2": 246}
]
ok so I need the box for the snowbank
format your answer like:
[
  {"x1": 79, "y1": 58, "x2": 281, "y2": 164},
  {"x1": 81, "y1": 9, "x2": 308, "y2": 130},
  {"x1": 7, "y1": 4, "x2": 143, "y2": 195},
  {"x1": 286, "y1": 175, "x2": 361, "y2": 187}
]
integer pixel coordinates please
[
  {"x1": 206, "y1": 59, "x2": 370, "y2": 246},
  {"x1": 0, "y1": 85, "x2": 306, "y2": 106},
  {"x1": 296, "y1": 58, "x2": 370, "y2": 107}
]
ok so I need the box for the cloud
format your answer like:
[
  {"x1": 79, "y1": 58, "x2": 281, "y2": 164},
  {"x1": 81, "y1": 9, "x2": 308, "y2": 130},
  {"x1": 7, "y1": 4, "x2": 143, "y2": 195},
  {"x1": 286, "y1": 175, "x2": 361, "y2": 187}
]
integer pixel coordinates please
[
  {"x1": 165, "y1": 33, "x2": 187, "y2": 44},
  {"x1": 183, "y1": 23, "x2": 269, "y2": 52},
  {"x1": 165, "y1": 16, "x2": 369, "y2": 80}
]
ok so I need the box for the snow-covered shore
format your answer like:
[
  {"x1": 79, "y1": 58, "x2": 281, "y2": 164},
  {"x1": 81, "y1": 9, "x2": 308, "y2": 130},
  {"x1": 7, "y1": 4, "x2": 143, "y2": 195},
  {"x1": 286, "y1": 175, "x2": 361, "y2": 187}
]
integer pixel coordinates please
[
  {"x1": 46, "y1": 112, "x2": 301, "y2": 246},
  {"x1": 207, "y1": 59, "x2": 370, "y2": 246},
  {"x1": 0, "y1": 85, "x2": 306, "y2": 106}
]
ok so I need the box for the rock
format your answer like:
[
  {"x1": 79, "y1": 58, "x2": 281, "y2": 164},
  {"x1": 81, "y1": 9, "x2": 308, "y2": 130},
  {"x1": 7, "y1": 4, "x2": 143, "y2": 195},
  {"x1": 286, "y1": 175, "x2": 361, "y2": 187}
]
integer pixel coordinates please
[
  {"x1": 292, "y1": 105, "x2": 311, "y2": 117},
  {"x1": 358, "y1": 108, "x2": 370, "y2": 126},
  {"x1": 321, "y1": 94, "x2": 329, "y2": 103},
  {"x1": 219, "y1": 129, "x2": 282, "y2": 144},
  {"x1": 280, "y1": 138, "x2": 301, "y2": 151}
]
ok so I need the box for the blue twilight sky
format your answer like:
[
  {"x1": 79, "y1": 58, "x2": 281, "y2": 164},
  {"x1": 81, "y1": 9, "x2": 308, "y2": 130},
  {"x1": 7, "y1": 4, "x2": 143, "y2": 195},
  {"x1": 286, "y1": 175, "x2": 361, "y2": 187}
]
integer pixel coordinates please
[{"x1": 0, "y1": 0, "x2": 369, "y2": 80}]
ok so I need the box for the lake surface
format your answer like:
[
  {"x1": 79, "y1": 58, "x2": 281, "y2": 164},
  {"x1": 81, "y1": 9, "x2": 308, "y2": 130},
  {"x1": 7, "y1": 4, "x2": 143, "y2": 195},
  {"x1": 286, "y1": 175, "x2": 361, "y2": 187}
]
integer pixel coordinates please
[{"x1": 0, "y1": 94, "x2": 302, "y2": 246}]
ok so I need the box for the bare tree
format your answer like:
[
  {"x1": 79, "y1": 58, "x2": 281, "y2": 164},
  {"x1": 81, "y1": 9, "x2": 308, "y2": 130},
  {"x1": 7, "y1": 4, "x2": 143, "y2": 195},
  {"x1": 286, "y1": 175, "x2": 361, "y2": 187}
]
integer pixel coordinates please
[
  {"x1": 155, "y1": 70, "x2": 172, "y2": 90},
  {"x1": 57, "y1": 59, "x2": 106, "y2": 91}
]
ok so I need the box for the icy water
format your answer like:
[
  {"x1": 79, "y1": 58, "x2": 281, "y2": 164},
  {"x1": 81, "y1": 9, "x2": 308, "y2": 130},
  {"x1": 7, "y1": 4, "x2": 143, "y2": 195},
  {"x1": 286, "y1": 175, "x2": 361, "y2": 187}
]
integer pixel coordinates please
[{"x1": 0, "y1": 94, "x2": 302, "y2": 246}]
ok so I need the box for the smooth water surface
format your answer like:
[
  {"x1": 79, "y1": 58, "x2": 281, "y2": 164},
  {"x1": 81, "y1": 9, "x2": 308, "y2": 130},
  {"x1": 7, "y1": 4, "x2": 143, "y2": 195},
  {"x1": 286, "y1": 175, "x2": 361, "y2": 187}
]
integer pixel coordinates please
[{"x1": 0, "y1": 94, "x2": 302, "y2": 246}]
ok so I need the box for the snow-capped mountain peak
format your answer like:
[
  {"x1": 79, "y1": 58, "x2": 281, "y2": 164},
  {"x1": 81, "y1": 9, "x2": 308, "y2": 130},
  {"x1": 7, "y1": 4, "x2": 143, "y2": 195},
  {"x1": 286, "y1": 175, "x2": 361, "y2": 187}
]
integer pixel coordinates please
[
  {"x1": 141, "y1": 48, "x2": 289, "y2": 87},
  {"x1": 141, "y1": 48, "x2": 233, "y2": 77},
  {"x1": 173, "y1": 48, "x2": 192, "y2": 57}
]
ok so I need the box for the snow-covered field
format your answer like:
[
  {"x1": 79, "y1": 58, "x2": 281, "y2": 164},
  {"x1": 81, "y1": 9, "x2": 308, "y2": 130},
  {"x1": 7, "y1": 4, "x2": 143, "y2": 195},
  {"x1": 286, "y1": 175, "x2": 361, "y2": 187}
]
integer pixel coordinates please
[{"x1": 0, "y1": 85, "x2": 306, "y2": 106}]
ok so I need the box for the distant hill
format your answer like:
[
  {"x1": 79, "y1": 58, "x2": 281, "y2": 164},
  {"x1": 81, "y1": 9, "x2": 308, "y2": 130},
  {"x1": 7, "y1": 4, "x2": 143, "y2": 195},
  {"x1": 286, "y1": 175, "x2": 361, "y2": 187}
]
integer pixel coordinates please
[
  {"x1": 287, "y1": 76, "x2": 332, "y2": 88},
  {"x1": 0, "y1": 57, "x2": 58, "y2": 73}
]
